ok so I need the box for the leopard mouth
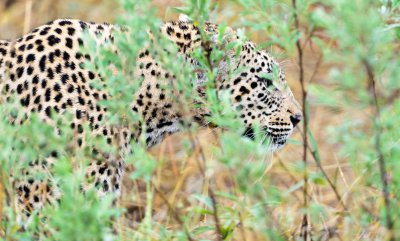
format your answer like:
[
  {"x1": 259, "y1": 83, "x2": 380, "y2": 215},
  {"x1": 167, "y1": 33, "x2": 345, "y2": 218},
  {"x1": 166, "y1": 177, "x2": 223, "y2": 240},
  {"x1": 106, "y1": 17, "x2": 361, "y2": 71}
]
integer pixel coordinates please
[{"x1": 243, "y1": 127, "x2": 290, "y2": 150}]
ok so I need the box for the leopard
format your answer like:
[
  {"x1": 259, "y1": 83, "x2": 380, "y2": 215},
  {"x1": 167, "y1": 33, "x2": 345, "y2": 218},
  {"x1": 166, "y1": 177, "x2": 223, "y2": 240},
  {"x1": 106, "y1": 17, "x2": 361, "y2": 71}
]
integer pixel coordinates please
[{"x1": 0, "y1": 16, "x2": 302, "y2": 219}]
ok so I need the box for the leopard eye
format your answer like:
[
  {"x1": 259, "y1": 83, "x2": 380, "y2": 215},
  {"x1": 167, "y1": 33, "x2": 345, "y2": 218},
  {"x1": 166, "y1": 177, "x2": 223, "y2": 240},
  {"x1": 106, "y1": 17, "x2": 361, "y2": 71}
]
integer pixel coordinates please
[{"x1": 255, "y1": 76, "x2": 273, "y2": 87}]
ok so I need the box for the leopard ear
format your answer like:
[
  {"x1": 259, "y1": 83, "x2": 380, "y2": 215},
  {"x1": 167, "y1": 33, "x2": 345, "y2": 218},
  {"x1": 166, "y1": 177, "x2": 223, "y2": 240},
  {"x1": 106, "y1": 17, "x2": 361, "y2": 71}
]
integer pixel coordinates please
[
  {"x1": 204, "y1": 23, "x2": 237, "y2": 46},
  {"x1": 220, "y1": 26, "x2": 238, "y2": 46},
  {"x1": 179, "y1": 14, "x2": 191, "y2": 22}
]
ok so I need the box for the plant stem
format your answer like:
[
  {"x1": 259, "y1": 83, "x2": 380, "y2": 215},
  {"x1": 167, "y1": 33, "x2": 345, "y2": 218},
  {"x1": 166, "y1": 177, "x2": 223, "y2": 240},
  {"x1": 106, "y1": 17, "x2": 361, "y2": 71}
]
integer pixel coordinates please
[
  {"x1": 152, "y1": 181, "x2": 195, "y2": 241},
  {"x1": 297, "y1": 128, "x2": 348, "y2": 212},
  {"x1": 291, "y1": 0, "x2": 309, "y2": 239},
  {"x1": 190, "y1": 133, "x2": 224, "y2": 241},
  {"x1": 363, "y1": 59, "x2": 394, "y2": 241}
]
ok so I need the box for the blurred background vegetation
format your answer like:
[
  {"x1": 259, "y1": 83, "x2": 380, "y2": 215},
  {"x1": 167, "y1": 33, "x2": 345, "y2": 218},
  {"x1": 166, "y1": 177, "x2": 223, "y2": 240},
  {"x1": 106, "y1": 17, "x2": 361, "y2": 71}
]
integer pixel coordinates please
[{"x1": 1, "y1": 0, "x2": 400, "y2": 240}]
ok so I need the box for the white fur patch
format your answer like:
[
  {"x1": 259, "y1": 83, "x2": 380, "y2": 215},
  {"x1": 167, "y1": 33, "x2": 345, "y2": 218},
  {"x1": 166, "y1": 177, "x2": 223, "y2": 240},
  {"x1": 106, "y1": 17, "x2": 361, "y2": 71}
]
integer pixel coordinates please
[
  {"x1": 179, "y1": 14, "x2": 191, "y2": 22},
  {"x1": 145, "y1": 121, "x2": 180, "y2": 147}
]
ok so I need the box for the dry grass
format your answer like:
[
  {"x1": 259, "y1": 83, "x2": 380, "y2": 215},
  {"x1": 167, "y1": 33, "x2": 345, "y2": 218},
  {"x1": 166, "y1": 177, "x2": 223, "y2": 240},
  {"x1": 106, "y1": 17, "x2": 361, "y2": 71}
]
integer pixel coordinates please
[{"x1": 0, "y1": 0, "x2": 377, "y2": 240}]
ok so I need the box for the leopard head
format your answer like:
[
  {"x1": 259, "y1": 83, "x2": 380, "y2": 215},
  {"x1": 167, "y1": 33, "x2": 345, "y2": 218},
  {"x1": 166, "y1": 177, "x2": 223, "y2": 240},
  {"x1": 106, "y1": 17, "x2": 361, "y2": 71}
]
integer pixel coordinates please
[
  {"x1": 213, "y1": 34, "x2": 302, "y2": 151},
  {"x1": 163, "y1": 17, "x2": 302, "y2": 151}
]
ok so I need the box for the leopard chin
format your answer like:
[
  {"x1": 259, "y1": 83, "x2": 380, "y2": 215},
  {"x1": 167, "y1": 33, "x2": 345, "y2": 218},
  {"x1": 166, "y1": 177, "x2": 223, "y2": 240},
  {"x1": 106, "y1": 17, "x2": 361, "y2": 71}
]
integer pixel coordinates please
[
  {"x1": 243, "y1": 127, "x2": 292, "y2": 152},
  {"x1": 267, "y1": 137, "x2": 288, "y2": 152}
]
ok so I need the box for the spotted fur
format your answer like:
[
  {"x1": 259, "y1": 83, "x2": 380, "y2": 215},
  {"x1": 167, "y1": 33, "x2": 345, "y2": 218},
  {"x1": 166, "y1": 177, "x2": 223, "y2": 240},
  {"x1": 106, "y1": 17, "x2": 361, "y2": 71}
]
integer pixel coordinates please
[{"x1": 0, "y1": 18, "x2": 302, "y2": 218}]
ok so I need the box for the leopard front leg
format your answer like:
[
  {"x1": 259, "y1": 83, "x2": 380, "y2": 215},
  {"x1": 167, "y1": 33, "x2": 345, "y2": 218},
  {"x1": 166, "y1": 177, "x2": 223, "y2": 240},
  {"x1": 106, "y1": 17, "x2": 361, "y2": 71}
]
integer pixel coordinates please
[
  {"x1": 82, "y1": 127, "x2": 132, "y2": 198},
  {"x1": 13, "y1": 125, "x2": 130, "y2": 222},
  {"x1": 13, "y1": 157, "x2": 61, "y2": 221},
  {"x1": 14, "y1": 156, "x2": 124, "y2": 221}
]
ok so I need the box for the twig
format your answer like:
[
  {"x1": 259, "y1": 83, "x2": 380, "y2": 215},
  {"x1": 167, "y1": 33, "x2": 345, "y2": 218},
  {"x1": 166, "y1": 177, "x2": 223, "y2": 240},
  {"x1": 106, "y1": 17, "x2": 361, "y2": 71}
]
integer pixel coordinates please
[
  {"x1": 297, "y1": 128, "x2": 348, "y2": 212},
  {"x1": 291, "y1": 0, "x2": 310, "y2": 240},
  {"x1": 276, "y1": 157, "x2": 302, "y2": 202},
  {"x1": 227, "y1": 168, "x2": 247, "y2": 241},
  {"x1": 188, "y1": 132, "x2": 224, "y2": 241},
  {"x1": 152, "y1": 181, "x2": 195, "y2": 241},
  {"x1": 310, "y1": 151, "x2": 347, "y2": 211},
  {"x1": 363, "y1": 59, "x2": 394, "y2": 241},
  {"x1": 308, "y1": 52, "x2": 323, "y2": 84}
]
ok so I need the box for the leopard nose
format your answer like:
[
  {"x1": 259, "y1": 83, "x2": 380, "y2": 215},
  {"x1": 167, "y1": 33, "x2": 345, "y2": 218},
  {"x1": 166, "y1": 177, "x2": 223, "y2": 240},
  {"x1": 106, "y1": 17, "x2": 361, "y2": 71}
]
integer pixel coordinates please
[{"x1": 290, "y1": 113, "x2": 302, "y2": 127}]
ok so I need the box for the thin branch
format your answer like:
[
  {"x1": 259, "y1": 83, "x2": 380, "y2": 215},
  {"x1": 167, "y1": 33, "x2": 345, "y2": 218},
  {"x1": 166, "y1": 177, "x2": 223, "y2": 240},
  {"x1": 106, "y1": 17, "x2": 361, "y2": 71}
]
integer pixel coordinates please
[
  {"x1": 227, "y1": 168, "x2": 247, "y2": 241},
  {"x1": 276, "y1": 157, "x2": 303, "y2": 202},
  {"x1": 188, "y1": 132, "x2": 224, "y2": 241},
  {"x1": 308, "y1": 52, "x2": 323, "y2": 85},
  {"x1": 293, "y1": 45, "x2": 347, "y2": 212},
  {"x1": 291, "y1": 0, "x2": 310, "y2": 240},
  {"x1": 310, "y1": 151, "x2": 347, "y2": 211},
  {"x1": 363, "y1": 59, "x2": 394, "y2": 241},
  {"x1": 297, "y1": 128, "x2": 348, "y2": 212},
  {"x1": 152, "y1": 181, "x2": 195, "y2": 241}
]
